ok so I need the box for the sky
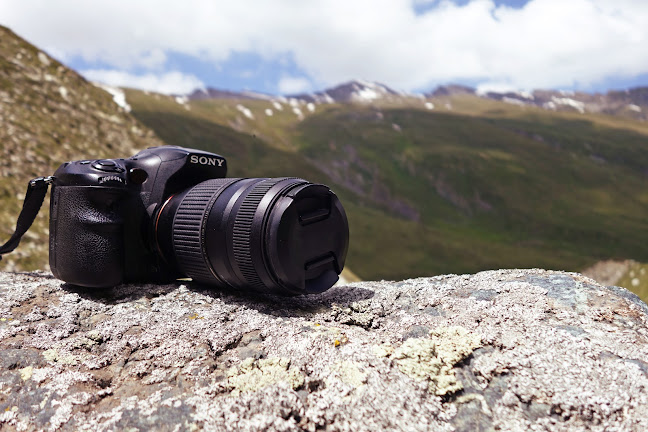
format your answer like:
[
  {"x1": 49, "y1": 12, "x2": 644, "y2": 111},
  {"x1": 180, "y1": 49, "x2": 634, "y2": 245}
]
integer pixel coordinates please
[{"x1": 1, "y1": 0, "x2": 647, "y2": 95}]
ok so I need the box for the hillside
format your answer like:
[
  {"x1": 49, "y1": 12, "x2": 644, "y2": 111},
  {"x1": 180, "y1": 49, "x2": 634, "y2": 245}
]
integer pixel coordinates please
[
  {"x1": 0, "y1": 26, "x2": 165, "y2": 270},
  {"x1": 124, "y1": 86, "x2": 648, "y2": 300}
]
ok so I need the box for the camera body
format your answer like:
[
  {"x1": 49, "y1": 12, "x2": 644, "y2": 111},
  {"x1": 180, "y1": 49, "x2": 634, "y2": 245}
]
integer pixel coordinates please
[
  {"x1": 49, "y1": 146, "x2": 228, "y2": 287},
  {"x1": 49, "y1": 146, "x2": 349, "y2": 295}
]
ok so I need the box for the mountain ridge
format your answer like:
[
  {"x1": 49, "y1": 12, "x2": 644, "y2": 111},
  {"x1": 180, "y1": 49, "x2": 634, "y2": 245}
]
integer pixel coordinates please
[{"x1": 186, "y1": 79, "x2": 647, "y2": 121}]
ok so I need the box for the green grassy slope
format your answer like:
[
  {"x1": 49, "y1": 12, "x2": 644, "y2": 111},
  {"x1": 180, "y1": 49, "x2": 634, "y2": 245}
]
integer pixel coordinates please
[
  {"x1": 296, "y1": 106, "x2": 648, "y2": 279},
  {"x1": 125, "y1": 90, "x2": 648, "y2": 299}
]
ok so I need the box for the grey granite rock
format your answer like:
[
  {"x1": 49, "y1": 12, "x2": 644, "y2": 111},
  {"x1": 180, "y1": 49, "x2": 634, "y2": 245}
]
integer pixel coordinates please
[{"x1": 0, "y1": 269, "x2": 647, "y2": 431}]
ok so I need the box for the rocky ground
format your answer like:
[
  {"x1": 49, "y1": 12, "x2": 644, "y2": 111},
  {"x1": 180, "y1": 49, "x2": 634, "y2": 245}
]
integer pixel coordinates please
[{"x1": 0, "y1": 269, "x2": 647, "y2": 431}]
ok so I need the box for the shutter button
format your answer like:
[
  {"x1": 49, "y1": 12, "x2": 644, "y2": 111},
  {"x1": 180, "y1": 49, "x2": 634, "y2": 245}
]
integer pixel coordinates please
[{"x1": 93, "y1": 159, "x2": 122, "y2": 172}]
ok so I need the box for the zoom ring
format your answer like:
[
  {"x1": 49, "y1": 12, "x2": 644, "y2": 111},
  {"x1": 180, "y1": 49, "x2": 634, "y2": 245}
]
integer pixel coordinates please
[
  {"x1": 231, "y1": 179, "x2": 284, "y2": 290},
  {"x1": 173, "y1": 179, "x2": 232, "y2": 283}
]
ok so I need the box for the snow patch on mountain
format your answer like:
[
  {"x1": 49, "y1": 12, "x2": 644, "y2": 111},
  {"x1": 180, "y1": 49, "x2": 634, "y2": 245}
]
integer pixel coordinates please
[
  {"x1": 350, "y1": 80, "x2": 394, "y2": 102},
  {"x1": 236, "y1": 104, "x2": 254, "y2": 119},
  {"x1": 58, "y1": 86, "x2": 69, "y2": 101},
  {"x1": 476, "y1": 84, "x2": 534, "y2": 101},
  {"x1": 551, "y1": 96, "x2": 585, "y2": 113},
  {"x1": 320, "y1": 93, "x2": 335, "y2": 104},
  {"x1": 543, "y1": 101, "x2": 557, "y2": 110},
  {"x1": 174, "y1": 96, "x2": 190, "y2": 110},
  {"x1": 95, "y1": 83, "x2": 131, "y2": 112}
]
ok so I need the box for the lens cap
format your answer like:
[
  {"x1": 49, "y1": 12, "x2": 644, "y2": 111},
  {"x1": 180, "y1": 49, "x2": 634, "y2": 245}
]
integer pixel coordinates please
[{"x1": 265, "y1": 183, "x2": 349, "y2": 294}]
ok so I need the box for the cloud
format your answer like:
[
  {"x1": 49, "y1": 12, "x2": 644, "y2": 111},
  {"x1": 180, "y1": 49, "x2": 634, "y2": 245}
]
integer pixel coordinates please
[
  {"x1": 81, "y1": 70, "x2": 205, "y2": 95},
  {"x1": 278, "y1": 76, "x2": 312, "y2": 94},
  {"x1": 1, "y1": 0, "x2": 647, "y2": 91}
]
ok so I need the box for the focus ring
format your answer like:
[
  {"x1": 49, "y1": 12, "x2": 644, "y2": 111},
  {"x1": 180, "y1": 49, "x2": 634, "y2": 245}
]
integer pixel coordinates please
[
  {"x1": 232, "y1": 179, "x2": 283, "y2": 290},
  {"x1": 173, "y1": 179, "x2": 233, "y2": 283}
]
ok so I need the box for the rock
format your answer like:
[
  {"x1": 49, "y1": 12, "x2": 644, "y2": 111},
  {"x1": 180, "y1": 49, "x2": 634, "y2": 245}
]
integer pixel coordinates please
[{"x1": 0, "y1": 269, "x2": 647, "y2": 431}]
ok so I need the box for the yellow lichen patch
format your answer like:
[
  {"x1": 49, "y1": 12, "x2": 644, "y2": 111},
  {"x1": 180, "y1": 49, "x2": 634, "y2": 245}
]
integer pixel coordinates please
[
  {"x1": 224, "y1": 357, "x2": 304, "y2": 396},
  {"x1": 42, "y1": 349, "x2": 58, "y2": 362},
  {"x1": 392, "y1": 326, "x2": 482, "y2": 396},
  {"x1": 372, "y1": 344, "x2": 394, "y2": 358},
  {"x1": 334, "y1": 361, "x2": 368, "y2": 388},
  {"x1": 42, "y1": 348, "x2": 79, "y2": 365},
  {"x1": 18, "y1": 366, "x2": 33, "y2": 381}
]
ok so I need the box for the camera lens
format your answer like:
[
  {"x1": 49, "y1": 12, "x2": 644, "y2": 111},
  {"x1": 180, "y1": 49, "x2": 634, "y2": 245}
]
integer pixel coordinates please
[{"x1": 155, "y1": 178, "x2": 349, "y2": 295}]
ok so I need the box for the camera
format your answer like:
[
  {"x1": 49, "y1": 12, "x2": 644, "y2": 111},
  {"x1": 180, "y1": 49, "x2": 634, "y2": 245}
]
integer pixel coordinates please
[{"x1": 48, "y1": 146, "x2": 349, "y2": 295}]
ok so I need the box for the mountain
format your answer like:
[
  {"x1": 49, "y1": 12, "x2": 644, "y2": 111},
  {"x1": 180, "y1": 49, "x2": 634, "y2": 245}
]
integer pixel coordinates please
[
  {"x1": 290, "y1": 80, "x2": 407, "y2": 104},
  {"x1": 428, "y1": 84, "x2": 476, "y2": 97},
  {"x1": 0, "y1": 25, "x2": 165, "y2": 270},
  {"x1": 427, "y1": 85, "x2": 647, "y2": 121}
]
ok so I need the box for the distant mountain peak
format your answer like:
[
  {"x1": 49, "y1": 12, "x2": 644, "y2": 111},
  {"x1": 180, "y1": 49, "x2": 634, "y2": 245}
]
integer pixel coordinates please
[
  {"x1": 288, "y1": 79, "x2": 404, "y2": 104},
  {"x1": 428, "y1": 84, "x2": 476, "y2": 97}
]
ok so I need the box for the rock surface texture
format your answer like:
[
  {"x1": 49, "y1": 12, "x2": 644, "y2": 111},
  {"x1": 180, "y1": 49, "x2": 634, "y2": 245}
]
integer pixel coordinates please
[{"x1": 1, "y1": 269, "x2": 647, "y2": 431}]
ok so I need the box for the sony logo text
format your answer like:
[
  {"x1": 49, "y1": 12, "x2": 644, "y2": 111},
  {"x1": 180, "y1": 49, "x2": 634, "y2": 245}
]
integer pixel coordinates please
[{"x1": 190, "y1": 155, "x2": 225, "y2": 167}]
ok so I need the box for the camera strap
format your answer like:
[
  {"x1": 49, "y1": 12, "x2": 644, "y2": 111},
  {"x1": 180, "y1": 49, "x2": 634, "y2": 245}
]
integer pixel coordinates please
[{"x1": 0, "y1": 176, "x2": 55, "y2": 262}]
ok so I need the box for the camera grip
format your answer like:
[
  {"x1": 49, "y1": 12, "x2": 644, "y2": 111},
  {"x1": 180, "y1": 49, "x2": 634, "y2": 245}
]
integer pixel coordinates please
[{"x1": 49, "y1": 186, "x2": 126, "y2": 288}]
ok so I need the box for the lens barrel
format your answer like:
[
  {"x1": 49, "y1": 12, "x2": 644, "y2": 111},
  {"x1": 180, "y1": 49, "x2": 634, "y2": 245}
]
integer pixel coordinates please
[{"x1": 155, "y1": 178, "x2": 349, "y2": 295}]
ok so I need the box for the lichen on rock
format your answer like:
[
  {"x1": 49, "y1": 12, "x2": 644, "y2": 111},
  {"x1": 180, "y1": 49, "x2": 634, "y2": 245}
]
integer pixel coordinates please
[
  {"x1": 391, "y1": 326, "x2": 482, "y2": 395},
  {"x1": 223, "y1": 357, "x2": 304, "y2": 396},
  {"x1": 332, "y1": 360, "x2": 368, "y2": 388}
]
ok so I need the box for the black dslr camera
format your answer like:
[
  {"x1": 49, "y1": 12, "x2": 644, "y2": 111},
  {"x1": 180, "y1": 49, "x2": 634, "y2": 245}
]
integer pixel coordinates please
[{"x1": 44, "y1": 146, "x2": 348, "y2": 295}]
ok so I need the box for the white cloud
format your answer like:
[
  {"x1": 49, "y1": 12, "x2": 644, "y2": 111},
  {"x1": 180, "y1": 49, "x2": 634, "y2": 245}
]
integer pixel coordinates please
[
  {"x1": 82, "y1": 70, "x2": 205, "y2": 95},
  {"x1": 278, "y1": 76, "x2": 312, "y2": 94},
  {"x1": 1, "y1": 0, "x2": 647, "y2": 91}
]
